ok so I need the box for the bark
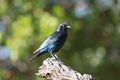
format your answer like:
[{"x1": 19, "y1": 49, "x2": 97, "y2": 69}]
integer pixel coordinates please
[{"x1": 35, "y1": 55, "x2": 94, "y2": 80}]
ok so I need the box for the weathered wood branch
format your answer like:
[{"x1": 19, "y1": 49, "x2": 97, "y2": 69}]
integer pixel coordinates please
[{"x1": 35, "y1": 55, "x2": 94, "y2": 80}]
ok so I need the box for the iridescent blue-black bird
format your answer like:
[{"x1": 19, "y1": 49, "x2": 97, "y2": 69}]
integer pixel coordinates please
[{"x1": 28, "y1": 23, "x2": 71, "y2": 62}]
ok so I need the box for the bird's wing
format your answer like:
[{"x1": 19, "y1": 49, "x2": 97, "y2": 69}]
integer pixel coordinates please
[{"x1": 33, "y1": 31, "x2": 60, "y2": 53}]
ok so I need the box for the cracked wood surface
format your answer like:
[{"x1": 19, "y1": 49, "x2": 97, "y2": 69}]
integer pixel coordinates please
[{"x1": 35, "y1": 55, "x2": 94, "y2": 80}]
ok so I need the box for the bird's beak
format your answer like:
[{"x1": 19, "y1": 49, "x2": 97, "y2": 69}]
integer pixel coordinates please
[{"x1": 67, "y1": 26, "x2": 71, "y2": 28}]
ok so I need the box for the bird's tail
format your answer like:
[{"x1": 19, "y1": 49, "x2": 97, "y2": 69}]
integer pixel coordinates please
[
  {"x1": 28, "y1": 52, "x2": 39, "y2": 62},
  {"x1": 28, "y1": 50, "x2": 44, "y2": 62}
]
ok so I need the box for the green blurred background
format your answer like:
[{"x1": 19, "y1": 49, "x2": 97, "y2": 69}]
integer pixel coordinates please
[{"x1": 0, "y1": 0, "x2": 120, "y2": 80}]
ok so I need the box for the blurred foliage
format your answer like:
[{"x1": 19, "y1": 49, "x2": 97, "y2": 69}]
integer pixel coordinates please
[{"x1": 0, "y1": 0, "x2": 120, "y2": 80}]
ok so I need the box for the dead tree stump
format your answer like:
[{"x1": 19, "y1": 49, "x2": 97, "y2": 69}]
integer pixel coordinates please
[{"x1": 35, "y1": 55, "x2": 94, "y2": 80}]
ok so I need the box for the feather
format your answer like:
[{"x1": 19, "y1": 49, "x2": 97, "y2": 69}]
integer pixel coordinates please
[{"x1": 28, "y1": 23, "x2": 70, "y2": 62}]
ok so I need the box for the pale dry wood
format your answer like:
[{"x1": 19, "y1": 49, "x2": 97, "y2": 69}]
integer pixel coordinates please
[{"x1": 35, "y1": 55, "x2": 94, "y2": 80}]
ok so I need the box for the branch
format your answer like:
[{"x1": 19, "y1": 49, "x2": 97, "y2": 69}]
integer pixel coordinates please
[{"x1": 35, "y1": 55, "x2": 94, "y2": 80}]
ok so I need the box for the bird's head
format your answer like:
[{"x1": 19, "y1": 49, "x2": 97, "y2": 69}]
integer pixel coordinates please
[{"x1": 57, "y1": 23, "x2": 71, "y2": 32}]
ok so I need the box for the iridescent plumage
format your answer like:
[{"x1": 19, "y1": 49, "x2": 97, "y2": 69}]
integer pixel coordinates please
[{"x1": 28, "y1": 23, "x2": 71, "y2": 62}]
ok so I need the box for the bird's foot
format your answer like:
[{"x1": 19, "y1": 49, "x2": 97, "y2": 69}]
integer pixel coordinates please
[
  {"x1": 50, "y1": 54, "x2": 60, "y2": 61},
  {"x1": 53, "y1": 55, "x2": 60, "y2": 61}
]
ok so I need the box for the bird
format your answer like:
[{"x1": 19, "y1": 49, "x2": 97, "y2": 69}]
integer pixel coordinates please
[{"x1": 28, "y1": 23, "x2": 71, "y2": 62}]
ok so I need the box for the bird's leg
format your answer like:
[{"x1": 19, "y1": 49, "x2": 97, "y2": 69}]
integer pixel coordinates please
[
  {"x1": 50, "y1": 53, "x2": 59, "y2": 60},
  {"x1": 50, "y1": 53, "x2": 62, "y2": 67}
]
